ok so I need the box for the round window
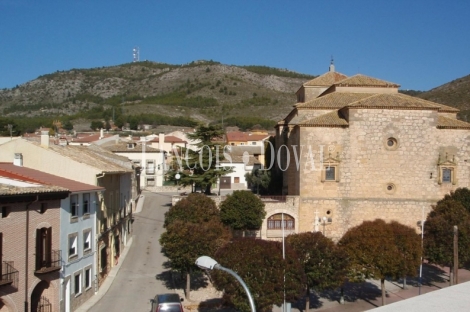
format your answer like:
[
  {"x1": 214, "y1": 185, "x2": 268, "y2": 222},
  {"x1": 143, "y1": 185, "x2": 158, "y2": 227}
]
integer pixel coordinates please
[
  {"x1": 385, "y1": 137, "x2": 398, "y2": 150},
  {"x1": 386, "y1": 183, "x2": 396, "y2": 194}
]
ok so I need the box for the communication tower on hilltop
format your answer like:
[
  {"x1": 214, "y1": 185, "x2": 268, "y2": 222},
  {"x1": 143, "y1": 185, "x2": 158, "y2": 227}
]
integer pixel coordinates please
[{"x1": 133, "y1": 47, "x2": 139, "y2": 62}]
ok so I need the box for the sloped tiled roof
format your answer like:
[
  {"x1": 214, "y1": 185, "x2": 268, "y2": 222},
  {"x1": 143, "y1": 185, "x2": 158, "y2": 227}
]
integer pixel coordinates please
[
  {"x1": 348, "y1": 93, "x2": 459, "y2": 112},
  {"x1": 334, "y1": 74, "x2": 400, "y2": 88},
  {"x1": 27, "y1": 140, "x2": 133, "y2": 173},
  {"x1": 0, "y1": 163, "x2": 103, "y2": 192},
  {"x1": 299, "y1": 110, "x2": 349, "y2": 127},
  {"x1": 102, "y1": 142, "x2": 162, "y2": 153},
  {"x1": 0, "y1": 182, "x2": 68, "y2": 196},
  {"x1": 303, "y1": 72, "x2": 348, "y2": 87},
  {"x1": 226, "y1": 131, "x2": 248, "y2": 141},
  {"x1": 72, "y1": 133, "x2": 114, "y2": 143},
  {"x1": 148, "y1": 135, "x2": 186, "y2": 143},
  {"x1": 220, "y1": 155, "x2": 261, "y2": 166},
  {"x1": 437, "y1": 116, "x2": 470, "y2": 129},
  {"x1": 296, "y1": 92, "x2": 375, "y2": 109}
]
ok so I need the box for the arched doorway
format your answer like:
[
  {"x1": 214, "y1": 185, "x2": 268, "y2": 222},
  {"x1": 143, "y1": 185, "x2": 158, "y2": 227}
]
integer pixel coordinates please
[{"x1": 31, "y1": 280, "x2": 51, "y2": 312}]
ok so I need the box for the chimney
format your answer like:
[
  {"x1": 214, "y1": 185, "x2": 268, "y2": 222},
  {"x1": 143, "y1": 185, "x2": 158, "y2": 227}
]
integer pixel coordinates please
[
  {"x1": 158, "y1": 133, "x2": 165, "y2": 151},
  {"x1": 14, "y1": 153, "x2": 23, "y2": 166},
  {"x1": 40, "y1": 131, "x2": 49, "y2": 148}
]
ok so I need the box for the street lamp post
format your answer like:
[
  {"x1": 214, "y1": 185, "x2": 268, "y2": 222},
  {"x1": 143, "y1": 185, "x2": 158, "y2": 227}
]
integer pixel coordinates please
[
  {"x1": 418, "y1": 219, "x2": 425, "y2": 295},
  {"x1": 196, "y1": 256, "x2": 256, "y2": 312}
]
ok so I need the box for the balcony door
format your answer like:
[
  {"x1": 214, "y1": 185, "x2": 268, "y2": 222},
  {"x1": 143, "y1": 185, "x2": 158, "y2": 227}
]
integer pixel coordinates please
[{"x1": 36, "y1": 227, "x2": 52, "y2": 269}]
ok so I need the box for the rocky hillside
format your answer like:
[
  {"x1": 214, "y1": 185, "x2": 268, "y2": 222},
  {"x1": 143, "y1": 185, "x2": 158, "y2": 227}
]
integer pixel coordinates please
[
  {"x1": 417, "y1": 73, "x2": 470, "y2": 116},
  {"x1": 0, "y1": 60, "x2": 314, "y2": 125}
]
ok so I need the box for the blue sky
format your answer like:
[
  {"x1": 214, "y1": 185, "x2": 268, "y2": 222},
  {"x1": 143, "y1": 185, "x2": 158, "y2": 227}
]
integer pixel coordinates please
[{"x1": 1, "y1": 0, "x2": 469, "y2": 91}]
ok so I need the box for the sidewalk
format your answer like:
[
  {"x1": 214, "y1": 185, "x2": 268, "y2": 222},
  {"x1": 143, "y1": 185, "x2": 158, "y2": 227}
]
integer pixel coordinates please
[{"x1": 75, "y1": 236, "x2": 134, "y2": 312}]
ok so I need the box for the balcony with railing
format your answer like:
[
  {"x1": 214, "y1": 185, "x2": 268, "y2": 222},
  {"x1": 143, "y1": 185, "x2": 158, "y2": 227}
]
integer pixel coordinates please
[
  {"x1": 35, "y1": 250, "x2": 62, "y2": 274},
  {"x1": 0, "y1": 261, "x2": 19, "y2": 289}
]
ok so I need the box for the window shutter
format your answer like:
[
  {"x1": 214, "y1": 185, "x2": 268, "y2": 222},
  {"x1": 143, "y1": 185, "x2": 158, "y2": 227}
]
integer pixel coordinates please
[
  {"x1": 46, "y1": 227, "x2": 52, "y2": 266},
  {"x1": 36, "y1": 228, "x2": 42, "y2": 270}
]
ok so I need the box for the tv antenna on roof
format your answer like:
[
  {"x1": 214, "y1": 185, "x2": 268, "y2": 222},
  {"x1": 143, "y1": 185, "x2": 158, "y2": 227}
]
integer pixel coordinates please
[{"x1": 133, "y1": 47, "x2": 139, "y2": 62}]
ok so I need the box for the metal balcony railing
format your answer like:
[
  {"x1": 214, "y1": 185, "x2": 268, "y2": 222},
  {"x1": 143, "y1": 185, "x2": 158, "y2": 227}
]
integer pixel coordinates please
[
  {"x1": 35, "y1": 250, "x2": 62, "y2": 274},
  {"x1": 0, "y1": 261, "x2": 19, "y2": 288}
]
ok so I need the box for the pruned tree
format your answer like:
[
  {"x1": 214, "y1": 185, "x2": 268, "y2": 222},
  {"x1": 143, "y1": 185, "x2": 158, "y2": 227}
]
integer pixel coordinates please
[
  {"x1": 211, "y1": 238, "x2": 306, "y2": 312},
  {"x1": 424, "y1": 199, "x2": 470, "y2": 275},
  {"x1": 286, "y1": 232, "x2": 348, "y2": 310},
  {"x1": 338, "y1": 219, "x2": 421, "y2": 306},
  {"x1": 163, "y1": 193, "x2": 220, "y2": 228},
  {"x1": 219, "y1": 190, "x2": 266, "y2": 236},
  {"x1": 440, "y1": 187, "x2": 470, "y2": 212},
  {"x1": 159, "y1": 219, "x2": 231, "y2": 299}
]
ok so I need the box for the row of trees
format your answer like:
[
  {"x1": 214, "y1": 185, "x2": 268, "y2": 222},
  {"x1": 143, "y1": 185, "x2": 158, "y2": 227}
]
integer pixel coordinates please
[{"x1": 160, "y1": 191, "x2": 425, "y2": 311}]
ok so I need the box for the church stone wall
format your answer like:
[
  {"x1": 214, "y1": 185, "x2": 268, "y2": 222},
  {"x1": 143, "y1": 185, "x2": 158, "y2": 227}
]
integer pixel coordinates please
[{"x1": 294, "y1": 108, "x2": 470, "y2": 240}]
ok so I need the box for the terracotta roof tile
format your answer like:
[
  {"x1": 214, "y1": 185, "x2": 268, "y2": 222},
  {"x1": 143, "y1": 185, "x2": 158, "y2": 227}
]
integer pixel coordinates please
[
  {"x1": 148, "y1": 135, "x2": 186, "y2": 143},
  {"x1": 296, "y1": 92, "x2": 375, "y2": 109},
  {"x1": 299, "y1": 110, "x2": 349, "y2": 127},
  {"x1": 0, "y1": 183, "x2": 68, "y2": 196},
  {"x1": 335, "y1": 74, "x2": 400, "y2": 88},
  {"x1": 303, "y1": 72, "x2": 348, "y2": 87},
  {"x1": 0, "y1": 163, "x2": 104, "y2": 192},
  {"x1": 226, "y1": 131, "x2": 248, "y2": 142},
  {"x1": 347, "y1": 93, "x2": 458, "y2": 111},
  {"x1": 102, "y1": 142, "x2": 162, "y2": 153},
  {"x1": 437, "y1": 116, "x2": 470, "y2": 129},
  {"x1": 27, "y1": 140, "x2": 133, "y2": 173}
]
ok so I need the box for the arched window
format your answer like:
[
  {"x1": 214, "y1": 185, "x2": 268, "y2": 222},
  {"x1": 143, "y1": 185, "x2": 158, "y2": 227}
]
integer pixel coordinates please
[{"x1": 267, "y1": 214, "x2": 294, "y2": 230}]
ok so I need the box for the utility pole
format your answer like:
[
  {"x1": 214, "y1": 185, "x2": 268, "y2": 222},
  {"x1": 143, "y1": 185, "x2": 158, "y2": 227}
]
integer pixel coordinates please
[{"x1": 454, "y1": 225, "x2": 459, "y2": 285}]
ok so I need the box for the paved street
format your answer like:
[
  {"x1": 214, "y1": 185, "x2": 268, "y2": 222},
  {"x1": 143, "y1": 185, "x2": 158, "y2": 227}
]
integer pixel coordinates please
[{"x1": 89, "y1": 192, "x2": 175, "y2": 312}]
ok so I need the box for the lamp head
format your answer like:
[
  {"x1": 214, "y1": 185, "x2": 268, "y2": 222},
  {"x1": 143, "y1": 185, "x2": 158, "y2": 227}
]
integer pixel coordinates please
[{"x1": 195, "y1": 256, "x2": 218, "y2": 270}]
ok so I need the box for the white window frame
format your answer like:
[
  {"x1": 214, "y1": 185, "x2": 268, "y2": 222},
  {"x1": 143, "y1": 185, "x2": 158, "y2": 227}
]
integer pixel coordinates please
[
  {"x1": 70, "y1": 194, "x2": 79, "y2": 218},
  {"x1": 83, "y1": 193, "x2": 90, "y2": 215},
  {"x1": 69, "y1": 233, "x2": 78, "y2": 259},
  {"x1": 84, "y1": 266, "x2": 92, "y2": 290},
  {"x1": 74, "y1": 271, "x2": 82, "y2": 296},
  {"x1": 83, "y1": 229, "x2": 92, "y2": 253}
]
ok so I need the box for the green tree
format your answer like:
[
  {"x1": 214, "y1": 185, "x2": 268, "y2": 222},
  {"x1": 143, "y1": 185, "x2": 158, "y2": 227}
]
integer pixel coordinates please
[
  {"x1": 90, "y1": 120, "x2": 103, "y2": 131},
  {"x1": 177, "y1": 125, "x2": 233, "y2": 194},
  {"x1": 286, "y1": 232, "x2": 348, "y2": 310},
  {"x1": 440, "y1": 187, "x2": 470, "y2": 212},
  {"x1": 211, "y1": 238, "x2": 306, "y2": 312},
  {"x1": 160, "y1": 219, "x2": 231, "y2": 299},
  {"x1": 62, "y1": 120, "x2": 74, "y2": 131},
  {"x1": 245, "y1": 169, "x2": 271, "y2": 194},
  {"x1": 338, "y1": 219, "x2": 421, "y2": 306},
  {"x1": 163, "y1": 193, "x2": 220, "y2": 228},
  {"x1": 219, "y1": 190, "x2": 266, "y2": 236},
  {"x1": 424, "y1": 199, "x2": 470, "y2": 274}
]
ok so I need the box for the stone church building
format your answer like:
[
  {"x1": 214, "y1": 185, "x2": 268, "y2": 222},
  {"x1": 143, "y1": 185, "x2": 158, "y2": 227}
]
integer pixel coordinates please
[{"x1": 272, "y1": 62, "x2": 470, "y2": 240}]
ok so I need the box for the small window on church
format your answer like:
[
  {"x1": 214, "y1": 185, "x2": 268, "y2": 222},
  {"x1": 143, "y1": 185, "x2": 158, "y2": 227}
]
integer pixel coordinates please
[
  {"x1": 438, "y1": 166, "x2": 456, "y2": 185},
  {"x1": 325, "y1": 166, "x2": 336, "y2": 181},
  {"x1": 322, "y1": 165, "x2": 339, "y2": 182}
]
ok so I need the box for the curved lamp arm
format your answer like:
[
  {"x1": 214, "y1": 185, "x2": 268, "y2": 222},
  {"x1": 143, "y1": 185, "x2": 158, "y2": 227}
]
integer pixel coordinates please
[
  {"x1": 215, "y1": 264, "x2": 256, "y2": 312},
  {"x1": 196, "y1": 256, "x2": 256, "y2": 312}
]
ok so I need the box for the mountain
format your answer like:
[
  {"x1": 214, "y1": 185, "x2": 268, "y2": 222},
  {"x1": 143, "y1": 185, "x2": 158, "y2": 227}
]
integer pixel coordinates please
[
  {"x1": 417, "y1": 74, "x2": 470, "y2": 118},
  {"x1": 0, "y1": 60, "x2": 315, "y2": 129}
]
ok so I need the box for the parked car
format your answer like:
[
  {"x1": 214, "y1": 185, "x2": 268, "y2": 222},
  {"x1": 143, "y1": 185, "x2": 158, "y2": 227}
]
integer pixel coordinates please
[{"x1": 150, "y1": 293, "x2": 184, "y2": 312}]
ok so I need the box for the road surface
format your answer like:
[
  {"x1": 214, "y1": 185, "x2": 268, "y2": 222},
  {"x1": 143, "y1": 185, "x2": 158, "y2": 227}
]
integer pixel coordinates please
[{"x1": 89, "y1": 192, "x2": 176, "y2": 312}]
